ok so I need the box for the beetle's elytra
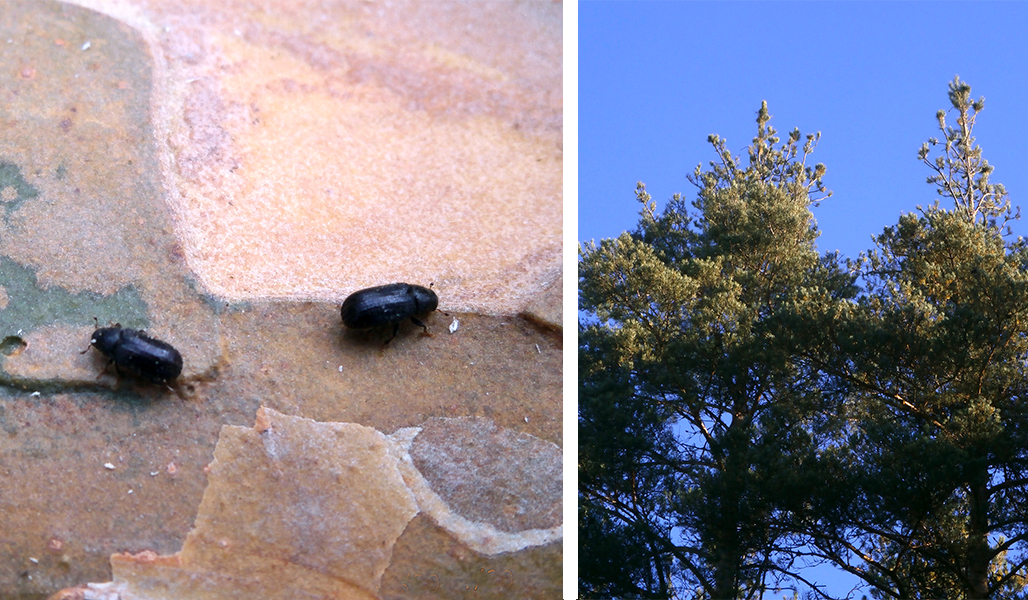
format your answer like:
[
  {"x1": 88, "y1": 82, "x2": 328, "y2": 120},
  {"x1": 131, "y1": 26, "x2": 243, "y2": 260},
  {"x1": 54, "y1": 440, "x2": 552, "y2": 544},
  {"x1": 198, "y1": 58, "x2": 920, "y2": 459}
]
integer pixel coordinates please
[
  {"x1": 84, "y1": 323, "x2": 183, "y2": 383},
  {"x1": 341, "y1": 283, "x2": 439, "y2": 344}
]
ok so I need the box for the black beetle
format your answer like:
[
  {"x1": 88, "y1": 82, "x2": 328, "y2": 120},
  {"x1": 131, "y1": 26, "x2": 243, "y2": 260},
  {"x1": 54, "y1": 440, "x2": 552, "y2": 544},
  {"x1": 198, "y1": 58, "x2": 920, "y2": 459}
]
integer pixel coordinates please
[
  {"x1": 341, "y1": 282, "x2": 439, "y2": 344},
  {"x1": 82, "y1": 322, "x2": 183, "y2": 383}
]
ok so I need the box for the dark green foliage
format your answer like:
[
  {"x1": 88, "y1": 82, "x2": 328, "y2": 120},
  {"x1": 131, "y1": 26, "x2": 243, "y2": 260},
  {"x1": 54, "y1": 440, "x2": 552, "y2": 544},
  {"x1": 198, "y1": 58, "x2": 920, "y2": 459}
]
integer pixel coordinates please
[
  {"x1": 580, "y1": 102, "x2": 853, "y2": 599},
  {"x1": 794, "y1": 77, "x2": 1028, "y2": 600},
  {"x1": 580, "y1": 77, "x2": 1028, "y2": 600}
]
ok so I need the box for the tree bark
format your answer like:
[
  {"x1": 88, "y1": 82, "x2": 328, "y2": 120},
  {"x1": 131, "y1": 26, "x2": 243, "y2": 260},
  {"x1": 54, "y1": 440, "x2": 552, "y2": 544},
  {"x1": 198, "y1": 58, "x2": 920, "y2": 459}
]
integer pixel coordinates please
[{"x1": 967, "y1": 478, "x2": 991, "y2": 599}]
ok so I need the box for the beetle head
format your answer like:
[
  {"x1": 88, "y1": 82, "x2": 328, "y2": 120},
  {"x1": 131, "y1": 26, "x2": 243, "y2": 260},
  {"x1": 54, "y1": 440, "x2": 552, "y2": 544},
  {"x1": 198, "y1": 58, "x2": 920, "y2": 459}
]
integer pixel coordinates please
[
  {"x1": 89, "y1": 326, "x2": 124, "y2": 355},
  {"x1": 411, "y1": 285, "x2": 439, "y2": 314}
]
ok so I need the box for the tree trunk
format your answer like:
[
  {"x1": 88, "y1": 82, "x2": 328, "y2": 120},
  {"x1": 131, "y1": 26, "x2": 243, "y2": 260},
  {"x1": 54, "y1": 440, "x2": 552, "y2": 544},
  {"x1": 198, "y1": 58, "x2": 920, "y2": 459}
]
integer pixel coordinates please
[
  {"x1": 966, "y1": 478, "x2": 991, "y2": 599},
  {"x1": 712, "y1": 554, "x2": 740, "y2": 600},
  {"x1": 711, "y1": 422, "x2": 746, "y2": 600}
]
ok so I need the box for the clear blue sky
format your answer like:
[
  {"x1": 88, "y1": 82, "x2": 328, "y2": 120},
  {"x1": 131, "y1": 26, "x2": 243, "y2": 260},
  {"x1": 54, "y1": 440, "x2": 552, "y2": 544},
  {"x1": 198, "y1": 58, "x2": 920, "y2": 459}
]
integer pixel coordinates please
[
  {"x1": 580, "y1": 1, "x2": 1028, "y2": 262},
  {"x1": 579, "y1": 2, "x2": 1028, "y2": 598}
]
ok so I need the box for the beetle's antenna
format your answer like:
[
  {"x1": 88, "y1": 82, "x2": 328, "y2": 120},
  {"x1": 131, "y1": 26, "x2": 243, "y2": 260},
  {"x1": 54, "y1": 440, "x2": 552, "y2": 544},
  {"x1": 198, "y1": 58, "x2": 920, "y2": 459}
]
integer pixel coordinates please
[{"x1": 81, "y1": 317, "x2": 100, "y2": 354}]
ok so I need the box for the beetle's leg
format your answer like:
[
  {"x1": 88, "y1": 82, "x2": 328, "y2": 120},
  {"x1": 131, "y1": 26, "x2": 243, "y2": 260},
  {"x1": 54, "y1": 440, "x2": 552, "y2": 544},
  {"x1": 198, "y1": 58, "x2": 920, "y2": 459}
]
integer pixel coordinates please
[
  {"x1": 384, "y1": 322, "x2": 400, "y2": 345},
  {"x1": 94, "y1": 358, "x2": 115, "y2": 380},
  {"x1": 411, "y1": 316, "x2": 429, "y2": 333}
]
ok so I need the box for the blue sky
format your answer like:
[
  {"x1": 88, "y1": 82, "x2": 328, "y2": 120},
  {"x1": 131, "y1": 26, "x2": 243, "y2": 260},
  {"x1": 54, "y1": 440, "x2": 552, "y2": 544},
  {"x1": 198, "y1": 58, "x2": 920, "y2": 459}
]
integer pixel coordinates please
[
  {"x1": 580, "y1": 2, "x2": 1028, "y2": 262},
  {"x1": 579, "y1": 2, "x2": 1028, "y2": 598}
]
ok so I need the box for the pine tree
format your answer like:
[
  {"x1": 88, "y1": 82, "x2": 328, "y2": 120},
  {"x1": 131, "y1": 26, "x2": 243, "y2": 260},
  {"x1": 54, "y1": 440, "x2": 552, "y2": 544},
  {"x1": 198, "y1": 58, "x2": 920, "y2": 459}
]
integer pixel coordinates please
[
  {"x1": 805, "y1": 76, "x2": 1028, "y2": 600},
  {"x1": 579, "y1": 103, "x2": 853, "y2": 599}
]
